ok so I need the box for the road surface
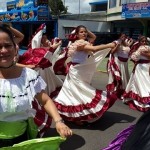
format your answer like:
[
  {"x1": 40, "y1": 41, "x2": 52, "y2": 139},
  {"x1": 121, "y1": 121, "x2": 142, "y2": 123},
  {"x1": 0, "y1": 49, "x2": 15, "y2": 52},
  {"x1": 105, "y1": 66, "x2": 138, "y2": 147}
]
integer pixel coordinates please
[{"x1": 44, "y1": 71, "x2": 143, "y2": 150}]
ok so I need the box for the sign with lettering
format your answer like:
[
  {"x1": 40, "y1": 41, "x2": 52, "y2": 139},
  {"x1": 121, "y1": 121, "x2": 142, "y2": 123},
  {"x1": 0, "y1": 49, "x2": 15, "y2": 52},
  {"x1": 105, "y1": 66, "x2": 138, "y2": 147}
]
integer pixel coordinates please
[
  {"x1": 0, "y1": 0, "x2": 51, "y2": 22},
  {"x1": 122, "y1": 2, "x2": 150, "y2": 18}
]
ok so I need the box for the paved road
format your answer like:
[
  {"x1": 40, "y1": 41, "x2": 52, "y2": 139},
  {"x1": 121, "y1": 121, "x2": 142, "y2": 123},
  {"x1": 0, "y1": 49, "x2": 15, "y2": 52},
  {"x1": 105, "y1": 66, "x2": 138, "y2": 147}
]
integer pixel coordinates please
[{"x1": 44, "y1": 71, "x2": 143, "y2": 150}]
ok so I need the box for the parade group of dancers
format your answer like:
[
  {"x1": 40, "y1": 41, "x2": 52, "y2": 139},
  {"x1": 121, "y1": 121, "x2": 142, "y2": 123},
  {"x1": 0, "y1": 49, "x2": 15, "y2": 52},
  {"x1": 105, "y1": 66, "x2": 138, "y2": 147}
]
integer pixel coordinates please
[{"x1": 0, "y1": 22, "x2": 150, "y2": 149}]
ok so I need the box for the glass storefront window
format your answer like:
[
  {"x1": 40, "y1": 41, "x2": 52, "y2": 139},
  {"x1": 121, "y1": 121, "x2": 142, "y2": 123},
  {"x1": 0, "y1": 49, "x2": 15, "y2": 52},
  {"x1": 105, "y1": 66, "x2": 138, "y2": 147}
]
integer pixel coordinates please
[
  {"x1": 120, "y1": 0, "x2": 136, "y2": 6},
  {"x1": 109, "y1": 0, "x2": 117, "y2": 8}
]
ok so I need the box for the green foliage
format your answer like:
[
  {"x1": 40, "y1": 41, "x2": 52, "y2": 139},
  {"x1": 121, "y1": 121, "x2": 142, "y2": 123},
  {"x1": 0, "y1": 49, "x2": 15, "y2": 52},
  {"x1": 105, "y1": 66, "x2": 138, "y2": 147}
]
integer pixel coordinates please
[{"x1": 48, "y1": 0, "x2": 68, "y2": 17}]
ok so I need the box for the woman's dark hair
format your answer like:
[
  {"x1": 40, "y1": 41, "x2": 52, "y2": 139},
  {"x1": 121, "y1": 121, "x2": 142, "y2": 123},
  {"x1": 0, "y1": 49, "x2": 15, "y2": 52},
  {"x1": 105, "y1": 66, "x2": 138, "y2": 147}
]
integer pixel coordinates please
[
  {"x1": 129, "y1": 35, "x2": 147, "y2": 56},
  {"x1": 42, "y1": 33, "x2": 48, "y2": 37},
  {"x1": 139, "y1": 35, "x2": 147, "y2": 43},
  {"x1": 0, "y1": 24, "x2": 16, "y2": 48},
  {"x1": 75, "y1": 25, "x2": 87, "y2": 35},
  {"x1": 66, "y1": 25, "x2": 87, "y2": 42},
  {"x1": 117, "y1": 33, "x2": 126, "y2": 39}
]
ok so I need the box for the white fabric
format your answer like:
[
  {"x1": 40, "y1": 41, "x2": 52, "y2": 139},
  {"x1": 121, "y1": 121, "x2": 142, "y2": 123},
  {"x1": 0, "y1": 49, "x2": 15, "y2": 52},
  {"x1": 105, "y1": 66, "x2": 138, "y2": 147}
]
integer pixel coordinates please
[
  {"x1": 124, "y1": 59, "x2": 150, "y2": 108},
  {"x1": 71, "y1": 51, "x2": 88, "y2": 63},
  {"x1": 117, "y1": 45, "x2": 130, "y2": 58},
  {"x1": 108, "y1": 53, "x2": 130, "y2": 90},
  {"x1": 35, "y1": 51, "x2": 63, "y2": 96},
  {"x1": 0, "y1": 68, "x2": 46, "y2": 122},
  {"x1": 31, "y1": 24, "x2": 63, "y2": 96},
  {"x1": 31, "y1": 30, "x2": 43, "y2": 49},
  {"x1": 131, "y1": 45, "x2": 150, "y2": 61},
  {"x1": 51, "y1": 45, "x2": 62, "y2": 67},
  {"x1": 31, "y1": 25, "x2": 46, "y2": 49},
  {"x1": 107, "y1": 44, "x2": 130, "y2": 91},
  {"x1": 54, "y1": 48, "x2": 111, "y2": 122}
]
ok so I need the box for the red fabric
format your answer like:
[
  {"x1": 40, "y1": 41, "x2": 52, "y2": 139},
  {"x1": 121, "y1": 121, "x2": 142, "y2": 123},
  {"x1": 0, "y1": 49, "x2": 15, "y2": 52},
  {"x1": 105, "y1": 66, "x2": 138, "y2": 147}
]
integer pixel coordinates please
[
  {"x1": 132, "y1": 59, "x2": 150, "y2": 73},
  {"x1": 48, "y1": 38, "x2": 62, "y2": 54},
  {"x1": 53, "y1": 47, "x2": 68, "y2": 75},
  {"x1": 126, "y1": 100, "x2": 149, "y2": 112},
  {"x1": 18, "y1": 48, "x2": 52, "y2": 69},
  {"x1": 66, "y1": 62, "x2": 79, "y2": 74},
  {"x1": 129, "y1": 42, "x2": 140, "y2": 56},
  {"x1": 118, "y1": 57, "x2": 128, "y2": 62},
  {"x1": 106, "y1": 54, "x2": 123, "y2": 97},
  {"x1": 50, "y1": 87, "x2": 62, "y2": 99},
  {"x1": 123, "y1": 91, "x2": 150, "y2": 104},
  {"x1": 32, "y1": 100, "x2": 52, "y2": 136},
  {"x1": 54, "y1": 90, "x2": 117, "y2": 122}
]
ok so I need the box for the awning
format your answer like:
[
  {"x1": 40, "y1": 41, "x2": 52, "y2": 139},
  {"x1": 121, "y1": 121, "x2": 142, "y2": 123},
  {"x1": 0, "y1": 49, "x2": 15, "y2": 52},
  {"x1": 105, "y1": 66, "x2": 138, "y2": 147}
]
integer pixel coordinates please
[{"x1": 89, "y1": 0, "x2": 108, "y2": 5}]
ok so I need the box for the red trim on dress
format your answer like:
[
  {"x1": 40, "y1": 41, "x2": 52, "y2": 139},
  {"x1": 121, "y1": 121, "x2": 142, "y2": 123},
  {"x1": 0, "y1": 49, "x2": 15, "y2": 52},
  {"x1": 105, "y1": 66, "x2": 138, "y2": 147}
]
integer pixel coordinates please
[
  {"x1": 123, "y1": 91, "x2": 150, "y2": 104},
  {"x1": 32, "y1": 100, "x2": 52, "y2": 136},
  {"x1": 54, "y1": 90, "x2": 117, "y2": 122},
  {"x1": 53, "y1": 47, "x2": 68, "y2": 75},
  {"x1": 106, "y1": 54, "x2": 124, "y2": 98},
  {"x1": 50, "y1": 87, "x2": 62, "y2": 99}
]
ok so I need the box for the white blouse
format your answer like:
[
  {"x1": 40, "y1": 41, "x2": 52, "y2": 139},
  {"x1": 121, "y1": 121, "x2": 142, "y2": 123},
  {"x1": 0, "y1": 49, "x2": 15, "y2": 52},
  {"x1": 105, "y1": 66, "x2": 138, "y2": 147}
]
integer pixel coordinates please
[
  {"x1": 0, "y1": 68, "x2": 46, "y2": 122},
  {"x1": 68, "y1": 39, "x2": 90, "y2": 63}
]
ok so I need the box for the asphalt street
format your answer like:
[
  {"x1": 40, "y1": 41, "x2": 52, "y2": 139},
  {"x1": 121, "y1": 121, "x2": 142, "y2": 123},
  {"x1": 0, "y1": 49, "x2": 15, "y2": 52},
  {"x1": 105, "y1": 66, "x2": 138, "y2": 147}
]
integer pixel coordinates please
[{"x1": 44, "y1": 71, "x2": 143, "y2": 150}]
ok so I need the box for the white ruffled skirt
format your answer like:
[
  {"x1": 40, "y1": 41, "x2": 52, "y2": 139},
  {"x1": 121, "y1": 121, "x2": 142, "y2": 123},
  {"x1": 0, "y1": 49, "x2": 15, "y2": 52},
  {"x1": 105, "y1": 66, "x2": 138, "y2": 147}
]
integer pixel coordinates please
[{"x1": 53, "y1": 49, "x2": 117, "y2": 122}]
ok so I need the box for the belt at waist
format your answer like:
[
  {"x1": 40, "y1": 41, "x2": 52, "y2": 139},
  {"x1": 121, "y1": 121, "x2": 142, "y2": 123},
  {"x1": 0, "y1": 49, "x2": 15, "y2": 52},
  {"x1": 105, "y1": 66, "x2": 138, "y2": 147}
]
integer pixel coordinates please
[
  {"x1": 66, "y1": 62, "x2": 79, "y2": 74},
  {"x1": 137, "y1": 59, "x2": 150, "y2": 63},
  {"x1": 132, "y1": 59, "x2": 150, "y2": 73},
  {"x1": 118, "y1": 56, "x2": 128, "y2": 62}
]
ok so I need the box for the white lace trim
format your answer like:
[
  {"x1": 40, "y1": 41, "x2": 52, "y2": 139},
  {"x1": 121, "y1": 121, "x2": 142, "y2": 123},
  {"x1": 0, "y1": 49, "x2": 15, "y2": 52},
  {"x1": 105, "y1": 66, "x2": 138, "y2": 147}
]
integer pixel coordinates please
[{"x1": 0, "y1": 68, "x2": 46, "y2": 113}]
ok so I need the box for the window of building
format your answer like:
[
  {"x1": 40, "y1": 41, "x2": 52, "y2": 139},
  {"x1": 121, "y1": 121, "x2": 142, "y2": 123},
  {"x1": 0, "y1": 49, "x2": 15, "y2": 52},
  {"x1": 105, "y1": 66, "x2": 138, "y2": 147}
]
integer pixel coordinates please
[
  {"x1": 91, "y1": 4, "x2": 107, "y2": 12},
  {"x1": 64, "y1": 27, "x2": 74, "y2": 35},
  {"x1": 109, "y1": 0, "x2": 117, "y2": 8},
  {"x1": 120, "y1": 0, "x2": 136, "y2": 6}
]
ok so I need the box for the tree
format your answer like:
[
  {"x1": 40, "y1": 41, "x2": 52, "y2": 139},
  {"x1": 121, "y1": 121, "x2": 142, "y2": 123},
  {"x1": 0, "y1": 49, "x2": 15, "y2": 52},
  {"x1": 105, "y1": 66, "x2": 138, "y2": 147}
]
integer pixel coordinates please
[{"x1": 48, "y1": 0, "x2": 68, "y2": 17}]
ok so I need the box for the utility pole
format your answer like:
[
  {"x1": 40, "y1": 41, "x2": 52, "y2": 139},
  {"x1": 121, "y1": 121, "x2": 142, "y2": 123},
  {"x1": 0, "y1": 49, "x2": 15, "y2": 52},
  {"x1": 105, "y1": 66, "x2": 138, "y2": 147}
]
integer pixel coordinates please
[
  {"x1": 79, "y1": 0, "x2": 80, "y2": 14},
  {"x1": 63, "y1": 0, "x2": 65, "y2": 6}
]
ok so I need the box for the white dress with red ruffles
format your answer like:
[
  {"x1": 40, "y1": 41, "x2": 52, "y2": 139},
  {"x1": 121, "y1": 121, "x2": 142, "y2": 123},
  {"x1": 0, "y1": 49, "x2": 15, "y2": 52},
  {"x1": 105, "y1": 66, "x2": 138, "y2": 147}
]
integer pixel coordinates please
[
  {"x1": 123, "y1": 45, "x2": 150, "y2": 112},
  {"x1": 107, "y1": 41, "x2": 130, "y2": 99},
  {"x1": 53, "y1": 40, "x2": 117, "y2": 123}
]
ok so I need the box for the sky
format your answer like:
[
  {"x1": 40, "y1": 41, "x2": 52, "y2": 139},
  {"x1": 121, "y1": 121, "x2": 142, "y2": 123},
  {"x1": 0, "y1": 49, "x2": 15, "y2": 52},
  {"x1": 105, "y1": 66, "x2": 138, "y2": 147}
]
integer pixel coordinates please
[
  {"x1": 0, "y1": 0, "x2": 101, "y2": 13},
  {"x1": 63, "y1": 0, "x2": 101, "y2": 14}
]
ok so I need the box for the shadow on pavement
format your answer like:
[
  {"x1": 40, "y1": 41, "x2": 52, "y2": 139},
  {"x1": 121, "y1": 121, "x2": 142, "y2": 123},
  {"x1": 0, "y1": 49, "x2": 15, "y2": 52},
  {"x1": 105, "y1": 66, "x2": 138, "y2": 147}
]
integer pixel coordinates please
[
  {"x1": 60, "y1": 134, "x2": 85, "y2": 150},
  {"x1": 43, "y1": 128, "x2": 85, "y2": 150},
  {"x1": 91, "y1": 111, "x2": 136, "y2": 131},
  {"x1": 64, "y1": 111, "x2": 136, "y2": 131}
]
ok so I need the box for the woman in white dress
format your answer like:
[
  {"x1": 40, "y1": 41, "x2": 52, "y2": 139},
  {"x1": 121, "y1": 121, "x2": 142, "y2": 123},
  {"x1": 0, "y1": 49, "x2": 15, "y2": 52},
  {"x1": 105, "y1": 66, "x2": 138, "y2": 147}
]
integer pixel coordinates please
[
  {"x1": 18, "y1": 24, "x2": 63, "y2": 98},
  {"x1": 0, "y1": 24, "x2": 72, "y2": 147},
  {"x1": 106, "y1": 33, "x2": 131, "y2": 99},
  {"x1": 53, "y1": 25, "x2": 117, "y2": 125},
  {"x1": 123, "y1": 36, "x2": 150, "y2": 112}
]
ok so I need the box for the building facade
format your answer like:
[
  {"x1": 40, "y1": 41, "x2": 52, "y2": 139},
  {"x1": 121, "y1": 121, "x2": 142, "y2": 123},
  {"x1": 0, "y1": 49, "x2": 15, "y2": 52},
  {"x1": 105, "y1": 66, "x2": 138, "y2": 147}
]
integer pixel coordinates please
[{"x1": 107, "y1": 0, "x2": 150, "y2": 39}]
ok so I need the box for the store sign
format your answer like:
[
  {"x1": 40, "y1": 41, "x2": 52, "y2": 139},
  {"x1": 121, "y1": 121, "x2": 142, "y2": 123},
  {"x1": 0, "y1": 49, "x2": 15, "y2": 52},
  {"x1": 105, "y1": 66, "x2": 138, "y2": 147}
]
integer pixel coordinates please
[
  {"x1": 122, "y1": 2, "x2": 150, "y2": 18},
  {"x1": 0, "y1": 0, "x2": 51, "y2": 22},
  {"x1": 38, "y1": 6, "x2": 49, "y2": 21},
  {"x1": 7, "y1": 1, "x2": 16, "y2": 11}
]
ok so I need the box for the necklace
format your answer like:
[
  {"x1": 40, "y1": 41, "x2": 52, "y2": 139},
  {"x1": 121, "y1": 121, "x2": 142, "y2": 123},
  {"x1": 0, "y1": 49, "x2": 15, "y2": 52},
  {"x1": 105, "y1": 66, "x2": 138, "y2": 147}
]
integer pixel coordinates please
[{"x1": 0, "y1": 62, "x2": 15, "y2": 69}]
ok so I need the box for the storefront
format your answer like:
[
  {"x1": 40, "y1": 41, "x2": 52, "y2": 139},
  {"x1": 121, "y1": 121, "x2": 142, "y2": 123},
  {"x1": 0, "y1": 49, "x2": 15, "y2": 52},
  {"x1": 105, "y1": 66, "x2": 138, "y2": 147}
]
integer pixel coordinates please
[
  {"x1": 0, "y1": 0, "x2": 58, "y2": 48},
  {"x1": 112, "y1": 20, "x2": 143, "y2": 40},
  {"x1": 121, "y1": 2, "x2": 150, "y2": 38}
]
